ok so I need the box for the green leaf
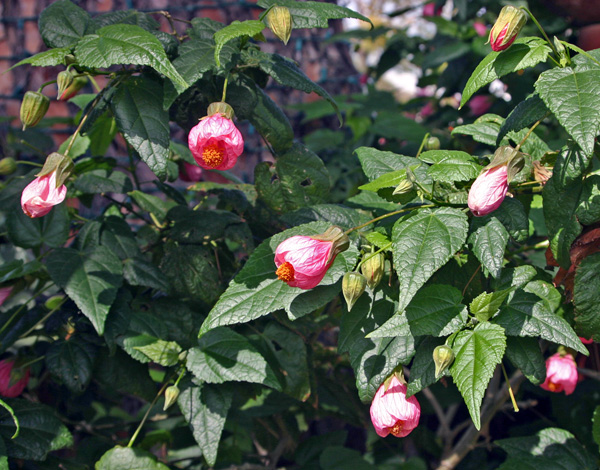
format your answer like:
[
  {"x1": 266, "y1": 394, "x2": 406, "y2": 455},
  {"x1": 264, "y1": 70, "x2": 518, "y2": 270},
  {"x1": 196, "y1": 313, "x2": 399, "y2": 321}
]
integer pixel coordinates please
[
  {"x1": 75, "y1": 24, "x2": 188, "y2": 93},
  {"x1": 494, "y1": 289, "x2": 587, "y2": 354},
  {"x1": 214, "y1": 20, "x2": 265, "y2": 67},
  {"x1": 123, "y1": 257, "x2": 169, "y2": 291},
  {"x1": 469, "y1": 217, "x2": 509, "y2": 279},
  {"x1": 449, "y1": 322, "x2": 506, "y2": 430},
  {"x1": 258, "y1": 0, "x2": 373, "y2": 29},
  {"x1": 7, "y1": 47, "x2": 72, "y2": 70},
  {"x1": 496, "y1": 428, "x2": 597, "y2": 469},
  {"x1": 91, "y1": 10, "x2": 160, "y2": 30},
  {"x1": 0, "y1": 260, "x2": 42, "y2": 284},
  {"x1": 419, "y1": 150, "x2": 482, "y2": 183},
  {"x1": 94, "y1": 349, "x2": 155, "y2": 401},
  {"x1": 45, "y1": 338, "x2": 97, "y2": 392},
  {"x1": 488, "y1": 197, "x2": 529, "y2": 243},
  {"x1": 573, "y1": 252, "x2": 600, "y2": 341},
  {"x1": 355, "y1": 147, "x2": 425, "y2": 181},
  {"x1": 134, "y1": 339, "x2": 182, "y2": 367},
  {"x1": 255, "y1": 142, "x2": 330, "y2": 213},
  {"x1": 39, "y1": 0, "x2": 91, "y2": 48},
  {"x1": 74, "y1": 169, "x2": 133, "y2": 194},
  {"x1": 576, "y1": 175, "x2": 600, "y2": 225},
  {"x1": 553, "y1": 142, "x2": 593, "y2": 190},
  {"x1": 187, "y1": 327, "x2": 281, "y2": 390},
  {"x1": 461, "y1": 38, "x2": 551, "y2": 108},
  {"x1": 0, "y1": 436, "x2": 7, "y2": 470},
  {"x1": 99, "y1": 216, "x2": 140, "y2": 261},
  {"x1": 199, "y1": 221, "x2": 358, "y2": 335},
  {"x1": 358, "y1": 165, "x2": 425, "y2": 192},
  {"x1": 0, "y1": 399, "x2": 72, "y2": 460},
  {"x1": 280, "y1": 204, "x2": 370, "y2": 230},
  {"x1": 319, "y1": 447, "x2": 376, "y2": 470},
  {"x1": 392, "y1": 208, "x2": 469, "y2": 312},
  {"x1": 370, "y1": 111, "x2": 428, "y2": 142},
  {"x1": 128, "y1": 190, "x2": 177, "y2": 222},
  {"x1": 505, "y1": 336, "x2": 546, "y2": 385},
  {"x1": 57, "y1": 134, "x2": 90, "y2": 159},
  {"x1": 497, "y1": 94, "x2": 548, "y2": 144},
  {"x1": 406, "y1": 336, "x2": 445, "y2": 397},
  {"x1": 470, "y1": 288, "x2": 514, "y2": 322},
  {"x1": 6, "y1": 204, "x2": 70, "y2": 249},
  {"x1": 452, "y1": 114, "x2": 503, "y2": 146},
  {"x1": 536, "y1": 65, "x2": 600, "y2": 155},
  {"x1": 46, "y1": 246, "x2": 123, "y2": 335},
  {"x1": 95, "y1": 446, "x2": 170, "y2": 470},
  {"x1": 111, "y1": 76, "x2": 170, "y2": 180},
  {"x1": 178, "y1": 382, "x2": 233, "y2": 467}
]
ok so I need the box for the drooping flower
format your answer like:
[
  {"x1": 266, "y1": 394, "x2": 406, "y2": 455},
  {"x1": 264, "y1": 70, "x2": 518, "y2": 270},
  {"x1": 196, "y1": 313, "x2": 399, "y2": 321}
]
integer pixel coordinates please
[
  {"x1": 274, "y1": 226, "x2": 349, "y2": 290},
  {"x1": 489, "y1": 6, "x2": 527, "y2": 52},
  {"x1": 188, "y1": 107, "x2": 244, "y2": 171},
  {"x1": 21, "y1": 170, "x2": 68, "y2": 218},
  {"x1": 540, "y1": 353, "x2": 578, "y2": 395},
  {"x1": 473, "y1": 22, "x2": 487, "y2": 37},
  {"x1": 370, "y1": 376, "x2": 420, "y2": 438},
  {"x1": 468, "y1": 95, "x2": 493, "y2": 116},
  {"x1": 179, "y1": 161, "x2": 203, "y2": 182},
  {"x1": 0, "y1": 358, "x2": 30, "y2": 398},
  {"x1": 467, "y1": 165, "x2": 508, "y2": 217}
]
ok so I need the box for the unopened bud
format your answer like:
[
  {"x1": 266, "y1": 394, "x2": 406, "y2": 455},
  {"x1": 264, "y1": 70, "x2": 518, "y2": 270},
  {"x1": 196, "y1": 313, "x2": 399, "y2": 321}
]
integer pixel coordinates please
[
  {"x1": 56, "y1": 71, "x2": 74, "y2": 100},
  {"x1": 0, "y1": 158, "x2": 17, "y2": 176},
  {"x1": 207, "y1": 101, "x2": 235, "y2": 120},
  {"x1": 433, "y1": 345, "x2": 454, "y2": 378},
  {"x1": 163, "y1": 385, "x2": 180, "y2": 410},
  {"x1": 425, "y1": 136, "x2": 440, "y2": 150},
  {"x1": 58, "y1": 76, "x2": 87, "y2": 101},
  {"x1": 44, "y1": 295, "x2": 64, "y2": 310},
  {"x1": 267, "y1": 6, "x2": 293, "y2": 45},
  {"x1": 360, "y1": 250, "x2": 385, "y2": 289},
  {"x1": 489, "y1": 6, "x2": 527, "y2": 52},
  {"x1": 20, "y1": 91, "x2": 50, "y2": 130},
  {"x1": 342, "y1": 272, "x2": 367, "y2": 311}
]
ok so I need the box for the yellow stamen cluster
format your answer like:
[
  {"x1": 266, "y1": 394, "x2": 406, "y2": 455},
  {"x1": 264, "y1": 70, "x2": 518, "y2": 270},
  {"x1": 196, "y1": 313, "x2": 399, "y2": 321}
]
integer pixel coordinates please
[
  {"x1": 276, "y1": 262, "x2": 295, "y2": 283},
  {"x1": 202, "y1": 144, "x2": 224, "y2": 168}
]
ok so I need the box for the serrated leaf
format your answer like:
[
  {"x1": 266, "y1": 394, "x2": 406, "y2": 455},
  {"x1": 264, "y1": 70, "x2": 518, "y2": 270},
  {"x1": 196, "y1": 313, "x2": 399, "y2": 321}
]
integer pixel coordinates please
[
  {"x1": 536, "y1": 65, "x2": 600, "y2": 155},
  {"x1": 461, "y1": 38, "x2": 551, "y2": 108},
  {"x1": 0, "y1": 399, "x2": 73, "y2": 461},
  {"x1": 75, "y1": 24, "x2": 188, "y2": 93},
  {"x1": 214, "y1": 20, "x2": 265, "y2": 67},
  {"x1": 128, "y1": 190, "x2": 177, "y2": 222},
  {"x1": 178, "y1": 382, "x2": 233, "y2": 466},
  {"x1": 419, "y1": 150, "x2": 482, "y2": 183},
  {"x1": 74, "y1": 169, "x2": 133, "y2": 194},
  {"x1": 576, "y1": 175, "x2": 600, "y2": 225},
  {"x1": 573, "y1": 252, "x2": 600, "y2": 341},
  {"x1": 45, "y1": 338, "x2": 97, "y2": 392},
  {"x1": 358, "y1": 164, "x2": 426, "y2": 192},
  {"x1": 452, "y1": 114, "x2": 503, "y2": 146},
  {"x1": 7, "y1": 47, "x2": 72, "y2": 70},
  {"x1": 187, "y1": 327, "x2": 281, "y2": 390},
  {"x1": 91, "y1": 10, "x2": 160, "y2": 30},
  {"x1": 449, "y1": 322, "x2": 506, "y2": 430},
  {"x1": 470, "y1": 288, "x2": 514, "y2": 322},
  {"x1": 0, "y1": 260, "x2": 42, "y2": 284},
  {"x1": 198, "y1": 222, "x2": 358, "y2": 335},
  {"x1": 355, "y1": 147, "x2": 423, "y2": 181},
  {"x1": 496, "y1": 427, "x2": 597, "y2": 469},
  {"x1": 100, "y1": 215, "x2": 140, "y2": 261},
  {"x1": 497, "y1": 94, "x2": 549, "y2": 144},
  {"x1": 392, "y1": 208, "x2": 469, "y2": 312},
  {"x1": 406, "y1": 336, "x2": 445, "y2": 397},
  {"x1": 319, "y1": 446, "x2": 376, "y2": 470},
  {"x1": 7, "y1": 204, "x2": 70, "y2": 249},
  {"x1": 134, "y1": 339, "x2": 181, "y2": 366},
  {"x1": 123, "y1": 257, "x2": 169, "y2": 291},
  {"x1": 111, "y1": 76, "x2": 170, "y2": 180},
  {"x1": 46, "y1": 246, "x2": 123, "y2": 335},
  {"x1": 258, "y1": 0, "x2": 373, "y2": 29},
  {"x1": 505, "y1": 336, "x2": 545, "y2": 385},
  {"x1": 365, "y1": 231, "x2": 391, "y2": 250},
  {"x1": 553, "y1": 142, "x2": 592, "y2": 190},
  {"x1": 38, "y1": 0, "x2": 91, "y2": 48},
  {"x1": 95, "y1": 446, "x2": 170, "y2": 470},
  {"x1": 488, "y1": 197, "x2": 529, "y2": 243},
  {"x1": 494, "y1": 289, "x2": 587, "y2": 354},
  {"x1": 469, "y1": 217, "x2": 509, "y2": 279}
]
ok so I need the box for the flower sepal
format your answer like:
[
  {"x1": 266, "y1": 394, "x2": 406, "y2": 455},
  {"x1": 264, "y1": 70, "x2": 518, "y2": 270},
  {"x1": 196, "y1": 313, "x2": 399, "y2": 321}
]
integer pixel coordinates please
[
  {"x1": 36, "y1": 152, "x2": 74, "y2": 188},
  {"x1": 311, "y1": 225, "x2": 349, "y2": 265},
  {"x1": 207, "y1": 101, "x2": 235, "y2": 120}
]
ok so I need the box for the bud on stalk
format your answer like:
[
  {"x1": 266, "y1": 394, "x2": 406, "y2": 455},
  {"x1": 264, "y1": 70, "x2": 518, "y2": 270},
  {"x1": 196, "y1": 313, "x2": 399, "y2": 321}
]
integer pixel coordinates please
[
  {"x1": 425, "y1": 136, "x2": 440, "y2": 150},
  {"x1": 163, "y1": 385, "x2": 180, "y2": 410},
  {"x1": 342, "y1": 272, "x2": 367, "y2": 311},
  {"x1": 267, "y1": 6, "x2": 293, "y2": 45},
  {"x1": 56, "y1": 71, "x2": 74, "y2": 100},
  {"x1": 0, "y1": 158, "x2": 17, "y2": 176},
  {"x1": 20, "y1": 91, "x2": 50, "y2": 130},
  {"x1": 58, "y1": 76, "x2": 87, "y2": 101},
  {"x1": 361, "y1": 250, "x2": 385, "y2": 289},
  {"x1": 489, "y1": 6, "x2": 527, "y2": 52},
  {"x1": 433, "y1": 345, "x2": 454, "y2": 378}
]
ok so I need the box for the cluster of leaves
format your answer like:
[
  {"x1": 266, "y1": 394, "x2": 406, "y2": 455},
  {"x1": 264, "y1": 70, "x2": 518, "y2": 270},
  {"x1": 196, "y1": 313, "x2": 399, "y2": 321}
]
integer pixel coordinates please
[{"x1": 0, "y1": 0, "x2": 600, "y2": 469}]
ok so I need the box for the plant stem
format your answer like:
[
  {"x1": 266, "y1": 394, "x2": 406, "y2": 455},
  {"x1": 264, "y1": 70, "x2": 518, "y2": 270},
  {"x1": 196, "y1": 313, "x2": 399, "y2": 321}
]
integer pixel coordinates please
[
  {"x1": 127, "y1": 380, "x2": 171, "y2": 448},
  {"x1": 520, "y1": 7, "x2": 558, "y2": 57},
  {"x1": 344, "y1": 204, "x2": 435, "y2": 235},
  {"x1": 19, "y1": 298, "x2": 67, "y2": 339},
  {"x1": 416, "y1": 132, "x2": 430, "y2": 159},
  {"x1": 0, "y1": 283, "x2": 51, "y2": 337},
  {"x1": 355, "y1": 242, "x2": 391, "y2": 272},
  {"x1": 501, "y1": 363, "x2": 519, "y2": 412},
  {"x1": 221, "y1": 75, "x2": 229, "y2": 103},
  {"x1": 37, "y1": 80, "x2": 57, "y2": 93},
  {"x1": 514, "y1": 113, "x2": 549, "y2": 152}
]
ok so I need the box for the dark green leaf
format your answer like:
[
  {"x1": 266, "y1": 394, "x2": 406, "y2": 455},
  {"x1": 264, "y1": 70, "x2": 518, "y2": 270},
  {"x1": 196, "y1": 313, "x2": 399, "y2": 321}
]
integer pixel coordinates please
[
  {"x1": 128, "y1": 190, "x2": 177, "y2": 222},
  {"x1": 46, "y1": 338, "x2": 97, "y2": 392},
  {"x1": 111, "y1": 76, "x2": 170, "y2": 180},
  {"x1": 576, "y1": 175, "x2": 600, "y2": 225},
  {"x1": 419, "y1": 150, "x2": 482, "y2": 183},
  {"x1": 213, "y1": 20, "x2": 265, "y2": 67},
  {"x1": 95, "y1": 446, "x2": 170, "y2": 470},
  {"x1": 406, "y1": 336, "x2": 445, "y2": 397},
  {"x1": 8, "y1": 47, "x2": 72, "y2": 70},
  {"x1": 74, "y1": 169, "x2": 133, "y2": 194},
  {"x1": 75, "y1": 24, "x2": 188, "y2": 93},
  {"x1": 489, "y1": 197, "x2": 529, "y2": 243},
  {"x1": 573, "y1": 252, "x2": 600, "y2": 341},
  {"x1": 0, "y1": 260, "x2": 42, "y2": 284},
  {"x1": 449, "y1": 322, "x2": 506, "y2": 430},
  {"x1": 280, "y1": 204, "x2": 370, "y2": 229},
  {"x1": 553, "y1": 143, "x2": 592, "y2": 190},
  {"x1": 94, "y1": 349, "x2": 156, "y2": 401},
  {"x1": 178, "y1": 382, "x2": 233, "y2": 467},
  {"x1": 39, "y1": 0, "x2": 91, "y2": 48},
  {"x1": 319, "y1": 447, "x2": 376, "y2": 470},
  {"x1": 497, "y1": 94, "x2": 549, "y2": 144},
  {"x1": 469, "y1": 217, "x2": 509, "y2": 279},
  {"x1": 461, "y1": 38, "x2": 551, "y2": 108},
  {"x1": 123, "y1": 257, "x2": 169, "y2": 291},
  {"x1": 187, "y1": 327, "x2": 281, "y2": 390},
  {"x1": 100, "y1": 216, "x2": 140, "y2": 260},
  {"x1": 7, "y1": 204, "x2": 70, "y2": 249},
  {"x1": 91, "y1": 10, "x2": 160, "y2": 30},
  {"x1": 46, "y1": 246, "x2": 123, "y2": 335},
  {"x1": 355, "y1": 147, "x2": 424, "y2": 181},
  {"x1": 505, "y1": 336, "x2": 545, "y2": 385}
]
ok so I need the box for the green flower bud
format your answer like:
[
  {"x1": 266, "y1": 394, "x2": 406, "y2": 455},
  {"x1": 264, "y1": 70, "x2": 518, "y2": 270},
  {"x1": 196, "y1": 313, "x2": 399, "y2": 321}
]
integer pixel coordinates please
[
  {"x1": 58, "y1": 76, "x2": 87, "y2": 101},
  {"x1": 44, "y1": 295, "x2": 64, "y2": 311},
  {"x1": 360, "y1": 250, "x2": 385, "y2": 290},
  {"x1": 207, "y1": 101, "x2": 235, "y2": 120},
  {"x1": 0, "y1": 158, "x2": 17, "y2": 176},
  {"x1": 267, "y1": 6, "x2": 293, "y2": 45},
  {"x1": 425, "y1": 136, "x2": 440, "y2": 150},
  {"x1": 433, "y1": 345, "x2": 454, "y2": 378},
  {"x1": 163, "y1": 385, "x2": 180, "y2": 410},
  {"x1": 56, "y1": 71, "x2": 74, "y2": 100},
  {"x1": 20, "y1": 91, "x2": 50, "y2": 130},
  {"x1": 342, "y1": 272, "x2": 367, "y2": 311},
  {"x1": 489, "y1": 6, "x2": 527, "y2": 52}
]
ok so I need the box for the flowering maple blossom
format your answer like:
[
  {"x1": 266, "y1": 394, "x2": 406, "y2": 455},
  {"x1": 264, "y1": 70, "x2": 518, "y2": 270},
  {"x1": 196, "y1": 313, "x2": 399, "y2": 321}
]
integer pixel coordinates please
[
  {"x1": 540, "y1": 353, "x2": 578, "y2": 395},
  {"x1": 21, "y1": 171, "x2": 67, "y2": 218},
  {"x1": 468, "y1": 165, "x2": 508, "y2": 217},
  {"x1": 188, "y1": 114, "x2": 244, "y2": 171},
  {"x1": 0, "y1": 358, "x2": 30, "y2": 398},
  {"x1": 370, "y1": 376, "x2": 420, "y2": 438}
]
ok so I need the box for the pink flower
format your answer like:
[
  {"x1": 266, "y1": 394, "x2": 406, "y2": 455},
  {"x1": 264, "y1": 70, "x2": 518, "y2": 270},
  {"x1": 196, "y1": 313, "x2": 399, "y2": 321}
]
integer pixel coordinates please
[
  {"x1": 0, "y1": 286, "x2": 12, "y2": 307},
  {"x1": 468, "y1": 95, "x2": 492, "y2": 116},
  {"x1": 422, "y1": 3, "x2": 442, "y2": 17},
  {"x1": 370, "y1": 376, "x2": 420, "y2": 438},
  {"x1": 21, "y1": 171, "x2": 67, "y2": 218},
  {"x1": 540, "y1": 353, "x2": 578, "y2": 395},
  {"x1": 580, "y1": 337, "x2": 594, "y2": 344},
  {"x1": 188, "y1": 114, "x2": 244, "y2": 171},
  {"x1": 0, "y1": 358, "x2": 30, "y2": 398},
  {"x1": 274, "y1": 236, "x2": 334, "y2": 290},
  {"x1": 473, "y1": 22, "x2": 487, "y2": 37},
  {"x1": 179, "y1": 162, "x2": 203, "y2": 182},
  {"x1": 468, "y1": 165, "x2": 508, "y2": 217}
]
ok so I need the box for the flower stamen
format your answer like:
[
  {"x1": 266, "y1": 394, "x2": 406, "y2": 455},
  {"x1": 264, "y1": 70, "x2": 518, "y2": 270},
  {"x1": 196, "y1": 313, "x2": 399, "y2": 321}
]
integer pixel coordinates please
[
  {"x1": 202, "y1": 144, "x2": 224, "y2": 168},
  {"x1": 276, "y1": 262, "x2": 295, "y2": 283}
]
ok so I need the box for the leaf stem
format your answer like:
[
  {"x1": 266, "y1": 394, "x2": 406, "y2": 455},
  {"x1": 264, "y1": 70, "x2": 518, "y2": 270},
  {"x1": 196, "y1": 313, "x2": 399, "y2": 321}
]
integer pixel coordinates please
[
  {"x1": 127, "y1": 379, "x2": 171, "y2": 448},
  {"x1": 0, "y1": 283, "x2": 51, "y2": 337},
  {"x1": 19, "y1": 298, "x2": 67, "y2": 339},
  {"x1": 519, "y1": 7, "x2": 558, "y2": 58},
  {"x1": 501, "y1": 363, "x2": 519, "y2": 412},
  {"x1": 415, "y1": 132, "x2": 430, "y2": 159},
  {"x1": 355, "y1": 242, "x2": 391, "y2": 272},
  {"x1": 344, "y1": 204, "x2": 435, "y2": 235},
  {"x1": 514, "y1": 113, "x2": 549, "y2": 152}
]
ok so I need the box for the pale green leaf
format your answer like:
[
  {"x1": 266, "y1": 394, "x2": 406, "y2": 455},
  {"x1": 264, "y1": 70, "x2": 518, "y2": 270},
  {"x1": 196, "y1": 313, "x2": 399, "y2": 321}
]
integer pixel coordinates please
[
  {"x1": 468, "y1": 217, "x2": 509, "y2": 279},
  {"x1": 419, "y1": 150, "x2": 482, "y2": 183},
  {"x1": 96, "y1": 446, "x2": 170, "y2": 470}
]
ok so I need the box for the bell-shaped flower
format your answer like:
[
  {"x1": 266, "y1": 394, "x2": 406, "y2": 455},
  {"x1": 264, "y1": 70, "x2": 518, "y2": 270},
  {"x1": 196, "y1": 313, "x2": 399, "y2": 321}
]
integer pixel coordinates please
[
  {"x1": 370, "y1": 376, "x2": 420, "y2": 438},
  {"x1": 0, "y1": 358, "x2": 30, "y2": 398},
  {"x1": 467, "y1": 165, "x2": 508, "y2": 217},
  {"x1": 179, "y1": 161, "x2": 203, "y2": 182},
  {"x1": 21, "y1": 170, "x2": 67, "y2": 218},
  {"x1": 540, "y1": 352, "x2": 578, "y2": 395},
  {"x1": 188, "y1": 114, "x2": 244, "y2": 171}
]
